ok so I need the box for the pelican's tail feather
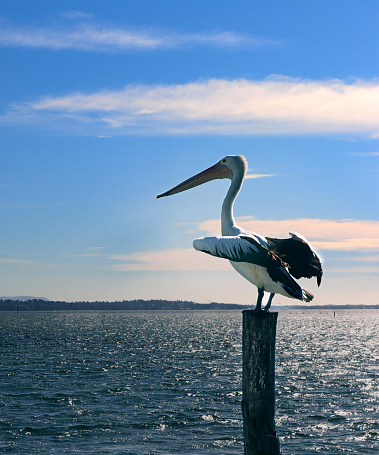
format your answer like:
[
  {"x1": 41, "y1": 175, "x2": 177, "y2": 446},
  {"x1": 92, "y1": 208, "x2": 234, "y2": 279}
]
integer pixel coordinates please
[{"x1": 302, "y1": 289, "x2": 314, "y2": 302}]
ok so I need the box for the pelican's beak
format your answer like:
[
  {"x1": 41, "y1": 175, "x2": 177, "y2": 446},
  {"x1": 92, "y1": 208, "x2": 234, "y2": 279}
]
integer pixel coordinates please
[{"x1": 157, "y1": 162, "x2": 232, "y2": 199}]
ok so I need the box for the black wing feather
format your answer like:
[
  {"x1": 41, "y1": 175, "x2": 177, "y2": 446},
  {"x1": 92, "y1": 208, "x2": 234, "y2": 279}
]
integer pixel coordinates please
[{"x1": 266, "y1": 234, "x2": 323, "y2": 285}]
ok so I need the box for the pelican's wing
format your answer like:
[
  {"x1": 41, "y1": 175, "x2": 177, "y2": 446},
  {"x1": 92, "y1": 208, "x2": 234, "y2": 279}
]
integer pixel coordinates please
[
  {"x1": 194, "y1": 234, "x2": 313, "y2": 301},
  {"x1": 266, "y1": 232, "x2": 323, "y2": 285},
  {"x1": 193, "y1": 235, "x2": 284, "y2": 268}
]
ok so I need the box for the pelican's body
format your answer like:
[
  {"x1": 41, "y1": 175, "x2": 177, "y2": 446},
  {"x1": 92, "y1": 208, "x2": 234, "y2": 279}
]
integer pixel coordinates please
[{"x1": 157, "y1": 155, "x2": 322, "y2": 311}]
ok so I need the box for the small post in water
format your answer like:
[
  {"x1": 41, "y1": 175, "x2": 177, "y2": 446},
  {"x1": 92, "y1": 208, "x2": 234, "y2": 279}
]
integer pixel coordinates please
[{"x1": 242, "y1": 310, "x2": 280, "y2": 455}]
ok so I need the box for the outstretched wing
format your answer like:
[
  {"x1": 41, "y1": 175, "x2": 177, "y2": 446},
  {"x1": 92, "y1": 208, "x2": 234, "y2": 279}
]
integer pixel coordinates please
[
  {"x1": 193, "y1": 235, "x2": 284, "y2": 269},
  {"x1": 266, "y1": 232, "x2": 323, "y2": 285},
  {"x1": 193, "y1": 234, "x2": 314, "y2": 301}
]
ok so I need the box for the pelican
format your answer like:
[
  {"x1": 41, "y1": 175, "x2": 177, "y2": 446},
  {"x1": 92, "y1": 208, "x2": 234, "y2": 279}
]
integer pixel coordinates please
[{"x1": 157, "y1": 155, "x2": 322, "y2": 311}]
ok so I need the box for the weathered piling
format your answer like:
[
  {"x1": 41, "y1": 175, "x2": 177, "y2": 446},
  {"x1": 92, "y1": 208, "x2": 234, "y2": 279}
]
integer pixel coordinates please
[{"x1": 242, "y1": 310, "x2": 280, "y2": 455}]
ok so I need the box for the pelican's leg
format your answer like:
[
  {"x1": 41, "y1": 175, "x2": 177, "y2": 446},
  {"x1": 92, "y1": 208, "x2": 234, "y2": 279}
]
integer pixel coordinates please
[
  {"x1": 263, "y1": 293, "x2": 275, "y2": 312},
  {"x1": 254, "y1": 288, "x2": 264, "y2": 311}
]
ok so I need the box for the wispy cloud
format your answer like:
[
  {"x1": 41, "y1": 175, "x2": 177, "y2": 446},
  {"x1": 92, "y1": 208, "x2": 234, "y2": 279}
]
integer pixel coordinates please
[
  {"x1": 351, "y1": 254, "x2": 379, "y2": 262},
  {"x1": 3, "y1": 77, "x2": 378, "y2": 136},
  {"x1": 327, "y1": 267, "x2": 379, "y2": 274},
  {"x1": 105, "y1": 218, "x2": 379, "y2": 272},
  {"x1": 56, "y1": 11, "x2": 94, "y2": 21},
  {"x1": 349, "y1": 151, "x2": 379, "y2": 157},
  {"x1": 75, "y1": 246, "x2": 106, "y2": 257},
  {"x1": 0, "y1": 257, "x2": 37, "y2": 265},
  {"x1": 108, "y1": 249, "x2": 230, "y2": 272},
  {"x1": 0, "y1": 21, "x2": 274, "y2": 52},
  {"x1": 245, "y1": 173, "x2": 276, "y2": 179}
]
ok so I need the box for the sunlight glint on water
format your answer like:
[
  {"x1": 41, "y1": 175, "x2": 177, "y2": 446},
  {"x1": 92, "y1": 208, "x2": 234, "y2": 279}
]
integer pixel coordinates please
[{"x1": 0, "y1": 310, "x2": 377, "y2": 454}]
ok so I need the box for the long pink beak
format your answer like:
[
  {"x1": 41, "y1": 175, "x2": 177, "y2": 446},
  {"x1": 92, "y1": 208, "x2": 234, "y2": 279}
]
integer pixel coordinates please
[{"x1": 157, "y1": 162, "x2": 232, "y2": 199}]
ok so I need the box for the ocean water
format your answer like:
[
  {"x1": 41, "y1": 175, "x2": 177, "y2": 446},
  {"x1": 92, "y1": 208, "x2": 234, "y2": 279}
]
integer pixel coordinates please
[{"x1": 0, "y1": 310, "x2": 377, "y2": 454}]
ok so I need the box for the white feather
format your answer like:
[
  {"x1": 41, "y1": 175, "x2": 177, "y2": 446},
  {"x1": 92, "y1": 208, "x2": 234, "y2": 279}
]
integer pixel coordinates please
[{"x1": 193, "y1": 236, "x2": 259, "y2": 260}]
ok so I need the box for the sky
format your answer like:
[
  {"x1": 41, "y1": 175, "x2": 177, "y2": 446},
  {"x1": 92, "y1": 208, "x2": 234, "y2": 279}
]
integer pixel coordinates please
[{"x1": 0, "y1": 0, "x2": 378, "y2": 306}]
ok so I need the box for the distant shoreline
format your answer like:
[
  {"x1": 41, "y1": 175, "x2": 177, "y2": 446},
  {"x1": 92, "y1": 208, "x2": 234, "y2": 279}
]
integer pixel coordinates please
[{"x1": 0, "y1": 298, "x2": 378, "y2": 311}]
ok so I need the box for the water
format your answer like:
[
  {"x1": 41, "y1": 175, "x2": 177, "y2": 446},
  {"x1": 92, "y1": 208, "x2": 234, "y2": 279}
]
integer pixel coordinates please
[{"x1": 0, "y1": 310, "x2": 377, "y2": 454}]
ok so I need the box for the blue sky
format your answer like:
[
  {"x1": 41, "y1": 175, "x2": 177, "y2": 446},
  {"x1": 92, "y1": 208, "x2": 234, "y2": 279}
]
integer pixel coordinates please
[{"x1": 0, "y1": 0, "x2": 378, "y2": 305}]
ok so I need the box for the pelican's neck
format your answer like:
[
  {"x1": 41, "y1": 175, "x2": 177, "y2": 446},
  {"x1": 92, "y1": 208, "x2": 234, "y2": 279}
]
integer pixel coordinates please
[{"x1": 221, "y1": 171, "x2": 244, "y2": 236}]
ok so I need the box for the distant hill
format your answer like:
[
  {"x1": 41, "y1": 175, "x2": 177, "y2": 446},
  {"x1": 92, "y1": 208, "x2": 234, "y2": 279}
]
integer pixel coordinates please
[
  {"x1": 0, "y1": 298, "x2": 378, "y2": 311},
  {"x1": 0, "y1": 296, "x2": 50, "y2": 302}
]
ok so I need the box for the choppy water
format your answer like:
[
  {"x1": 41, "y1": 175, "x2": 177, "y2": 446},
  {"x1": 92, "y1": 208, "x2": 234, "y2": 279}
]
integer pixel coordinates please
[{"x1": 0, "y1": 310, "x2": 377, "y2": 454}]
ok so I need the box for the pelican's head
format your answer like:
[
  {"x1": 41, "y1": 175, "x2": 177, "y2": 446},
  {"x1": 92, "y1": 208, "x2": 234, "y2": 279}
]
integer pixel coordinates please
[
  {"x1": 220, "y1": 155, "x2": 248, "y2": 176},
  {"x1": 156, "y1": 155, "x2": 247, "y2": 199}
]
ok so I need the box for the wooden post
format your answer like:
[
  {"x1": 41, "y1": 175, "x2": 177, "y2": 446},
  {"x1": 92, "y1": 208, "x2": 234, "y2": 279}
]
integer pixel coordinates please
[{"x1": 242, "y1": 310, "x2": 280, "y2": 455}]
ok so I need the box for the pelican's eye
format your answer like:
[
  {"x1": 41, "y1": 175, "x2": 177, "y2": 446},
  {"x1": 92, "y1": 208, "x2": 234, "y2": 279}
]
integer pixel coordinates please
[{"x1": 221, "y1": 158, "x2": 227, "y2": 164}]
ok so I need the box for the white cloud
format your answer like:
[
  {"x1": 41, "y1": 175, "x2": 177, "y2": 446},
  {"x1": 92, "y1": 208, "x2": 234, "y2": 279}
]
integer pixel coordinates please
[
  {"x1": 0, "y1": 23, "x2": 272, "y2": 52},
  {"x1": 4, "y1": 77, "x2": 378, "y2": 136},
  {"x1": 245, "y1": 173, "x2": 276, "y2": 179}
]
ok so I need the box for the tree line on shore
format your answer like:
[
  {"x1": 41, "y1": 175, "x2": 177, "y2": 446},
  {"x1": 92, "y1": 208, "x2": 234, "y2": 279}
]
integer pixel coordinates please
[
  {"x1": 0, "y1": 299, "x2": 249, "y2": 311},
  {"x1": 0, "y1": 298, "x2": 377, "y2": 311}
]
